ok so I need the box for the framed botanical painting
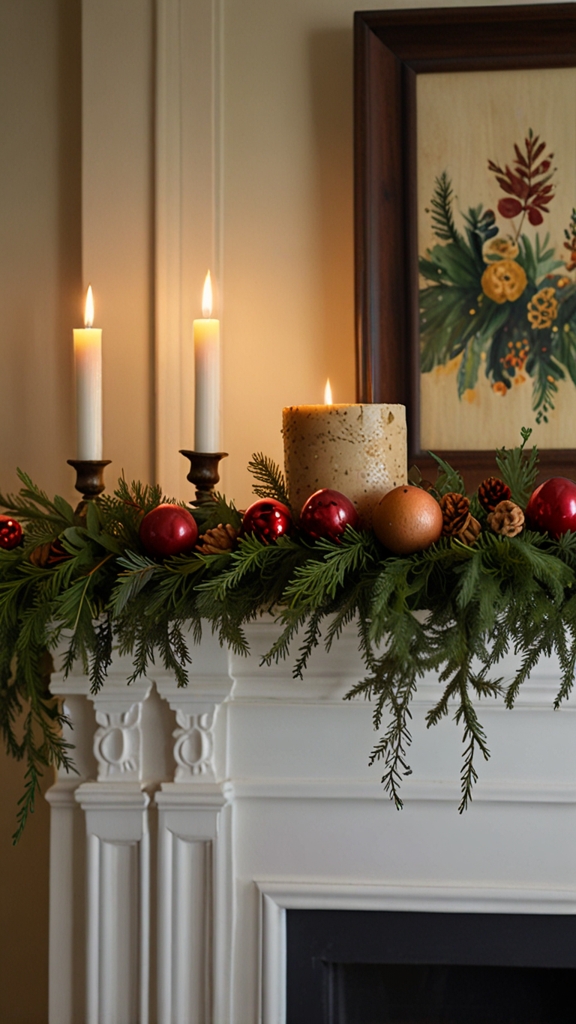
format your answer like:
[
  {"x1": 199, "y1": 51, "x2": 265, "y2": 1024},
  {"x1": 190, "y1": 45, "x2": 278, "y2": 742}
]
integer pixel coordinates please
[{"x1": 354, "y1": 3, "x2": 576, "y2": 487}]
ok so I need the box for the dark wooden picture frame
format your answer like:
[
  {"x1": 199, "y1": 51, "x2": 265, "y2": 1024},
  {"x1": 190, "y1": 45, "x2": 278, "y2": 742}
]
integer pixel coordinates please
[{"x1": 354, "y1": 3, "x2": 576, "y2": 488}]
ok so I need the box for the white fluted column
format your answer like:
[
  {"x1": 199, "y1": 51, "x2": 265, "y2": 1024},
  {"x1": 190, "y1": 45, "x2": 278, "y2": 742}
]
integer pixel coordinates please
[
  {"x1": 46, "y1": 685, "x2": 96, "y2": 1024},
  {"x1": 78, "y1": 784, "x2": 150, "y2": 1024},
  {"x1": 154, "y1": 634, "x2": 234, "y2": 1024},
  {"x1": 74, "y1": 673, "x2": 152, "y2": 1024}
]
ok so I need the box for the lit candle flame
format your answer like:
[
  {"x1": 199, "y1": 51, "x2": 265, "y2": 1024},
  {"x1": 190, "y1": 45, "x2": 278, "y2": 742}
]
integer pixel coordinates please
[
  {"x1": 324, "y1": 378, "x2": 333, "y2": 405},
  {"x1": 202, "y1": 271, "x2": 213, "y2": 318},
  {"x1": 84, "y1": 286, "x2": 94, "y2": 328}
]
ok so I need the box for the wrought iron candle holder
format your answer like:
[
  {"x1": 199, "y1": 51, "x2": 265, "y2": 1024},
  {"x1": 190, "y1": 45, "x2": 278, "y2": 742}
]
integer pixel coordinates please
[
  {"x1": 179, "y1": 450, "x2": 228, "y2": 506},
  {"x1": 67, "y1": 459, "x2": 111, "y2": 507}
]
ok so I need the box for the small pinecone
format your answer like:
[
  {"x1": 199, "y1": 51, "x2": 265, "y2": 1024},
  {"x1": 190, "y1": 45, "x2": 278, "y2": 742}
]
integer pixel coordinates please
[
  {"x1": 478, "y1": 476, "x2": 512, "y2": 513},
  {"x1": 439, "y1": 492, "x2": 471, "y2": 536},
  {"x1": 196, "y1": 522, "x2": 239, "y2": 555},
  {"x1": 29, "y1": 538, "x2": 72, "y2": 568},
  {"x1": 487, "y1": 500, "x2": 525, "y2": 538},
  {"x1": 457, "y1": 515, "x2": 482, "y2": 546}
]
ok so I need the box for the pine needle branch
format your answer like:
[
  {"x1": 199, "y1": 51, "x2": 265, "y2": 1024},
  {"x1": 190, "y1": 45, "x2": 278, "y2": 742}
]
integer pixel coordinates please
[{"x1": 247, "y1": 453, "x2": 290, "y2": 506}]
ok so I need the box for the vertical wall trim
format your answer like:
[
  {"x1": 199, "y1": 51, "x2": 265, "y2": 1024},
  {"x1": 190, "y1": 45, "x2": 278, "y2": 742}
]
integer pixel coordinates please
[
  {"x1": 154, "y1": 0, "x2": 222, "y2": 498},
  {"x1": 155, "y1": 0, "x2": 183, "y2": 494},
  {"x1": 214, "y1": 0, "x2": 224, "y2": 298}
]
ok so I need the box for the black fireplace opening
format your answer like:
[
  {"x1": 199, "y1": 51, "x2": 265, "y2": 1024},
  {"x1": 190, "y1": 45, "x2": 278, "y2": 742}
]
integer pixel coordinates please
[{"x1": 286, "y1": 909, "x2": 576, "y2": 1024}]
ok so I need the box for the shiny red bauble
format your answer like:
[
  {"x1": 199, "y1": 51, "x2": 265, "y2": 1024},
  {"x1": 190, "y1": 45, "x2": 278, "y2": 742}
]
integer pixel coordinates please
[
  {"x1": 139, "y1": 503, "x2": 199, "y2": 557},
  {"x1": 299, "y1": 488, "x2": 359, "y2": 543},
  {"x1": 525, "y1": 477, "x2": 576, "y2": 538},
  {"x1": 0, "y1": 515, "x2": 23, "y2": 550},
  {"x1": 242, "y1": 499, "x2": 293, "y2": 544}
]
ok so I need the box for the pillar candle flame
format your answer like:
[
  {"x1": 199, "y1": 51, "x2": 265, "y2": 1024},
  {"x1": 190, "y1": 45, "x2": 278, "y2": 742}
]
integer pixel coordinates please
[{"x1": 324, "y1": 379, "x2": 333, "y2": 405}]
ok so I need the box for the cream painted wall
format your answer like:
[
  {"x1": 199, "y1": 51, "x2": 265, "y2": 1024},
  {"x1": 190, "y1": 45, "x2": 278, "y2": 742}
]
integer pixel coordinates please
[
  {"x1": 82, "y1": 0, "x2": 154, "y2": 485},
  {"x1": 0, "y1": 0, "x2": 80, "y2": 498},
  {"x1": 222, "y1": 0, "x2": 358, "y2": 505},
  {"x1": 0, "y1": 5, "x2": 80, "y2": 1020}
]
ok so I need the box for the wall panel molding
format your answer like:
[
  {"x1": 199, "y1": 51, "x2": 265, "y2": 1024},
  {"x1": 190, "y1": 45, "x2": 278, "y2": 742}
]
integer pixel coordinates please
[{"x1": 155, "y1": 0, "x2": 222, "y2": 497}]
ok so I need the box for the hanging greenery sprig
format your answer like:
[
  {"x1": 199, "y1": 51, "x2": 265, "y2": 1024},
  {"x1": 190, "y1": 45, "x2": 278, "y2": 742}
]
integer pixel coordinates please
[{"x1": 1, "y1": 434, "x2": 576, "y2": 839}]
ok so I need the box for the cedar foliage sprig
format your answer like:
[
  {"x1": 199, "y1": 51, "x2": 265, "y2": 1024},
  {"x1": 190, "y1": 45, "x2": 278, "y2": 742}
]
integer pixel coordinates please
[
  {"x1": 495, "y1": 426, "x2": 539, "y2": 507},
  {"x1": 1, "y1": 432, "x2": 576, "y2": 838}
]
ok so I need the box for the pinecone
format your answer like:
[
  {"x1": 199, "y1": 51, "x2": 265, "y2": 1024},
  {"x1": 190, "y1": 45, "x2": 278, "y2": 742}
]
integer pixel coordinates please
[
  {"x1": 457, "y1": 515, "x2": 481, "y2": 546},
  {"x1": 478, "y1": 476, "x2": 512, "y2": 513},
  {"x1": 439, "y1": 492, "x2": 471, "y2": 536},
  {"x1": 487, "y1": 500, "x2": 525, "y2": 538},
  {"x1": 29, "y1": 538, "x2": 72, "y2": 568},
  {"x1": 196, "y1": 522, "x2": 239, "y2": 554}
]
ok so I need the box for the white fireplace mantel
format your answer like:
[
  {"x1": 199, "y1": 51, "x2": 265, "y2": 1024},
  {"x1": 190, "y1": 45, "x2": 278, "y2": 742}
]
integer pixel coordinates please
[{"x1": 46, "y1": 619, "x2": 576, "y2": 1024}]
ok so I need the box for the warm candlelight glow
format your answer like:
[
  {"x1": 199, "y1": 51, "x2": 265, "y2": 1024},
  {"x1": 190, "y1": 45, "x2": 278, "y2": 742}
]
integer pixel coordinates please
[
  {"x1": 324, "y1": 379, "x2": 333, "y2": 405},
  {"x1": 84, "y1": 285, "x2": 94, "y2": 328},
  {"x1": 202, "y1": 271, "x2": 213, "y2": 318}
]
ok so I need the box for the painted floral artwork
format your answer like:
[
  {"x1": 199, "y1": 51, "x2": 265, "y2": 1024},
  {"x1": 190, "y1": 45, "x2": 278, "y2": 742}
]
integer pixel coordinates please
[{"x1": 420, "y1": 130, "x2": 576, "y2": 425}]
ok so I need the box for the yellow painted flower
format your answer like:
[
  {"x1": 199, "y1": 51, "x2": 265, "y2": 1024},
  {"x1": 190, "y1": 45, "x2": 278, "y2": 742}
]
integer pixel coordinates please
[
  {"x1": 492, "y1": 381, "x2": 508, "y2": 396},
  {"x1": 482, "y1": 236, "x2": 519, "y2": 262},
  {"x1": 433, "y1": 354, "x2": 462, "y2": 377},
  {"x1": 527, "y1": 287, "x2": 558, "y2": 329},
  {"x1": 481, "y1": 260, "x2": 527, "y2": 304}
]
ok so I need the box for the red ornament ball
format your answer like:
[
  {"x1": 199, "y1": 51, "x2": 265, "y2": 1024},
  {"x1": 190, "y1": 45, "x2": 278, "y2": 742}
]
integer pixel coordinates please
[
  {"x1": 139, "y1": 503, "x2": 198, "y2": 558},
  {"x1": 299, "y1": 488, "x2": 359, "y2": 543},
  {"x1": 242, "y1": 499, "x2": 293, "y2": 544},
  {"x1": 372, "y1": 485, "x2": 443, "y2": 555},
  {"x1": 0, "y1": 515, "x2": 23, "y2": 550},
  {"x1": 525, "y1": 477, "x2": 576, "y2": 538}
]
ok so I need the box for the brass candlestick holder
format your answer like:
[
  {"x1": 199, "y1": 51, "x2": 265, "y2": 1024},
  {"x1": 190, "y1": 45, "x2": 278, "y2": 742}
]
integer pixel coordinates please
[
  {"x1": 67, "y1": 459, "x2": 111, "y2": 506},
  {"x1": 180, "y1": 450, "x2": 228, "y2": 505}
]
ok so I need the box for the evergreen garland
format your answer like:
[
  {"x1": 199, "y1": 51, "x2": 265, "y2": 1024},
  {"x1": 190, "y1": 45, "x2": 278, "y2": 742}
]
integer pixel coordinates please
[{"x1": 1, "y1": 434, "x2": 575, "y2": 840}]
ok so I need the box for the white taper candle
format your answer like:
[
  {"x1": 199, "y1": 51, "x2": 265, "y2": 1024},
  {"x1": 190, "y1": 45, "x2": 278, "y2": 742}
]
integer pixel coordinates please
[
  {"x1": 73, "y1": 286, "x2": 103, "y2": 460},
  {"x1": 193, "y1": 271, "x2": 220, "y2": 452}
]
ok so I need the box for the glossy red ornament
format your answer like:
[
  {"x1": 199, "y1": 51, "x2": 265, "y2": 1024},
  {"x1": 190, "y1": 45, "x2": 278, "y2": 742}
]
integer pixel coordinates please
[
  {"x1": 0, "y1": 515, "x2": 23, "y2": 550},
  {"x1": 139, "y1": 503, "x2": 198, "y2": 557},
  {"x1": 299, "y1": 488, "x2": 359, "y2": 543},
  {"x1": 242, "y1": 499, "x2": 293, "y2": 544},
  {"x1": 525, "y1": 477, "x2": 576, "y2": 538}
]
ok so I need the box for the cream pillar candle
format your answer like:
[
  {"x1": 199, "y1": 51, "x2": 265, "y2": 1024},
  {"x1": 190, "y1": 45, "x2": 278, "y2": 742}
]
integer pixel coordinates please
[
  {"x1": 194, "y1": 271, "x2": 220, "y2": 452},
  {"x1": 282, "y1": 398, "x2": 407, "y2": 527},
  {"x1": 74, "y1": 286, "x2": 103, "y2": 460}
]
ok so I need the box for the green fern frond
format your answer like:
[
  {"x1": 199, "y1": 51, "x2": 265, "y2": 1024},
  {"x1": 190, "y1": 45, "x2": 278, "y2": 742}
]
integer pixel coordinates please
[{"x1": 429, "y1": 171, "x2": 461, "y2": 244}]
